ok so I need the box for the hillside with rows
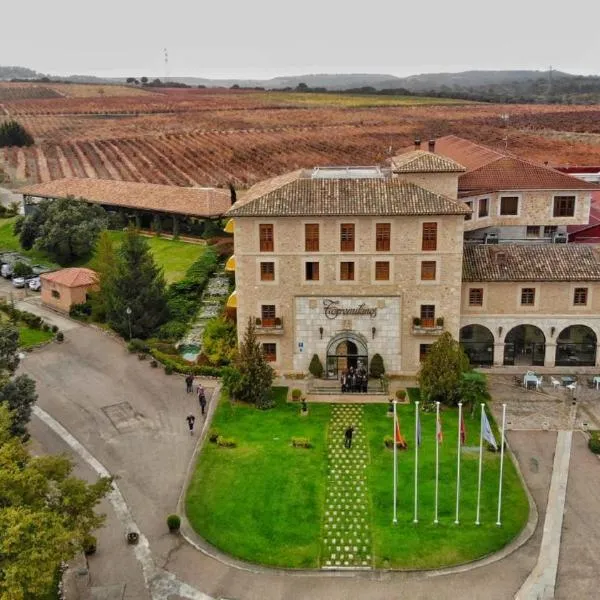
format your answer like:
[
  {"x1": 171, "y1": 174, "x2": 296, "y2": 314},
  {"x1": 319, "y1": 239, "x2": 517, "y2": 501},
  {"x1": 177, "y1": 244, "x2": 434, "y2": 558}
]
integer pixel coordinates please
[{"x1": 2, "y1": 83, "x2": 600, "y2": 189}]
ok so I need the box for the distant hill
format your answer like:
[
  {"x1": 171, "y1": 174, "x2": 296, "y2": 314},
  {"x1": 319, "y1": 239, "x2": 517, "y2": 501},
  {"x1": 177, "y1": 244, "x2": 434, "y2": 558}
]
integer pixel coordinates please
[{"x1": 0, "y1": 65, "x2": 43, "y2": 80}]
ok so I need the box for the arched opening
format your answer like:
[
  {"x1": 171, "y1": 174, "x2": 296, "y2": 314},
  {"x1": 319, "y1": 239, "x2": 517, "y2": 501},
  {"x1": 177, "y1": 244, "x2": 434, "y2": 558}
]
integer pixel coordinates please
[
  {"x1": 460, "y1": 325, "x2": 494, "y2": 366},
  {"x1": 326, "y1": 332, "x2": 368, "y2": 379},
  {"x1": 556, "y1": 325, "x2": 597, "y2": 366},
  {"x1": 504, "y1": 325, "x2": 545, "y2": 366}
]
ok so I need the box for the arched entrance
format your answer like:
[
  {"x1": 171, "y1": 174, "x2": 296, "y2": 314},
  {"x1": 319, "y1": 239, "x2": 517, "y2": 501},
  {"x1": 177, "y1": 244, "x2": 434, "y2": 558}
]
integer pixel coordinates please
[
  {"x1": 326, "y1": 332, "x2": 368, "y2": 379},
  {"x1": 504, "y1": 325, "x2": 545, "y2": 366},
  {"x1": 460, "y1": 325, "x2": 494, "y2": 366},
  {"x1": 556, "y1": 325, "x2": 597, "y2": 366}
]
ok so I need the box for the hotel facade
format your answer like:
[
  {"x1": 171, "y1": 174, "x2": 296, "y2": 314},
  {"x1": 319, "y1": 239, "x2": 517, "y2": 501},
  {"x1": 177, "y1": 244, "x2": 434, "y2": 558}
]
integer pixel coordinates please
[{"x1": 226, "y1": 136, "x2": 600, "y2": 376}]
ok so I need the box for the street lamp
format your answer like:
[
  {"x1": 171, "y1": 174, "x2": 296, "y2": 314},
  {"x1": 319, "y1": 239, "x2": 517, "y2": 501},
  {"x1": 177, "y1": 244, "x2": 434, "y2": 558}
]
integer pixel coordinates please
[{"x1": 126, "y1": 306, "x2": 132, "y2": 340}]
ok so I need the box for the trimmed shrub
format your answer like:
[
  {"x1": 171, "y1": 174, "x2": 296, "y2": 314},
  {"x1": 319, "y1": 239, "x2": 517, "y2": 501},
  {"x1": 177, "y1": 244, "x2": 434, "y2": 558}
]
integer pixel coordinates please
[
  {"x1": 56, "y1": 331, "x2": 64, "y2": 342},
  {"x1": 69, "y1": 302, "x2": 92, "y2": 318},
  {"x1": 82, "y1": 534, "x2": 97, "y2": 556},
  {"x1": 208, "y1": 429, "x2": 220, "y2": 443},
  {"x1": 51, "y1": 325, "x2": 58, "y2": 333},
  {"x1": 369, "y1": 353, "x2": 385, "y2": 378},
  {"x1": 291, "y1": 388, "x2": 302, "y2": 401},
  {"x1": 128, "y1": 338, "x2": 149, "y2": 353},
  {"x1": 413, "y1": 317, "x2": 421, "y2": 326},
  {"x1": 166, "y1": 514, "x2": 181, "y2": 531},
  {"x1": 308, "y1": 353, "x2": 324, "y2": 378},
  {"x1": 42, "y1": 324, "x2": 50, "y2": 332},
  {"x1": 150, "y1": 359, "x2": 158, "y2": 368},
  {"x1": 589, "y1": 436, "x2": 600, "y2": 454},
  {"x1": 395, "y1": 389, "x2": 407, "y2": 402},
  {"x1": 138, "y1": 353, "x2": 147, "y2": 360},
  {"x1": 149, "y1": 348, "x2": 224, "y2": 377},
  {"x1": 216, "y1": 436, "x2": 237, "y2": 448},
  {"x1": 436, "y1": 317, "x2": 444, "y2": 327},
  {"x1": 164, "y1": 365, "x2": 173, "y2": 375},
  {"x1": 292, "y1": 437, "x2": 312, "y2": 448}
]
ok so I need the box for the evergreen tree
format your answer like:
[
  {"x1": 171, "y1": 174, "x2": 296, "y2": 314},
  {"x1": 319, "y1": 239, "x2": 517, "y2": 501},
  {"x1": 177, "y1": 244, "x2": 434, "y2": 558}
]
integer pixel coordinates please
[
  {"x1": 89, "y1": 230, "x2": 116, "y2": 321},
  {"x1": 0, "y1": 323, "x2": 20, "y2": 374},
  {"x1": 369, "y1": 353, "x2": 385, "y2": 378},
  {"x1": 418, "y1": 332, "x2": 470, "y2": 406},
  {"x1": 105, "y1": 229, "x2": 168, "y2": 339},
  {"x1": 235, "y1": 318, "x2": 274, "y2": 409},
  {"x1": 0, "y1": 374, "x2": 37, "y2": 439},
  {"x1": 0, "y1": 119, "x2": 34, "y2": 147},
  {"x1": 308, "y1": 353, "x2": 324, "y2": 378}
]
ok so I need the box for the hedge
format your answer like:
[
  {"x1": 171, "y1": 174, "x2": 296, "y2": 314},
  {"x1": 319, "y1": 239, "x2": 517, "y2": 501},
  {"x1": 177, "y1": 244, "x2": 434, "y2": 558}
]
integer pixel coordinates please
[{"x1": 149, "y1": 348, "x2": 224, "y2": 377}]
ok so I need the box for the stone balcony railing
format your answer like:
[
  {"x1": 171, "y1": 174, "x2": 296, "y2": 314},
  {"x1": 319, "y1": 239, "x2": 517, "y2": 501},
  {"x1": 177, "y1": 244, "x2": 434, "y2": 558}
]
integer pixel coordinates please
[
  {"x1": 255, "y1": 317, "x2": 285, "y2": 335},
  {"x1": 412, "y1": 319, "x2": 444, "y2": 336}
]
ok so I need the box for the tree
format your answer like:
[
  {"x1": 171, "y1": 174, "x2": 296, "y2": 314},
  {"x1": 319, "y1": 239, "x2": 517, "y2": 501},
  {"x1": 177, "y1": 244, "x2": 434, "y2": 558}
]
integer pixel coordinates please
[
  {"x1": 126, "y1": 77, "x2": 136, "y2": 84},
  {"x1": 202, "y1": 317, "x2": 237, "y2": 365},
  {"x1": 308, "y1": 353, "x2": 324, "y2": 378},
  {"x1": 0, "y1": 323, "x2": 20, "y2": 374},
  {"x1": 460, "y1": 373, "x2": 490, "y2": 416},
  {"x1": 418, "y1": 331, "x2": 470, "y2": 406},
  {"x1": 0, "y1": 405, "x2": 111, "y2": 599},
  {"x1": 141, "y1": 76, "x2": 148, "y2": 84},
  {"x1": 89, "y1": 230, "x2": 116, "y2": 321},
  {"x1": 0, "y1": 119, "x2": 34, "y2": 147},
  {"x1": 0, "y1": 374, "x2": 37, "y2": 439},
  {"x1": 16, "y1": 197, "x2": 108, "y2": 264},
  {"x1": 369, "y1": 353, "x2": 385, "y2": 378},
  {"x1": 12, "y1": 261, "x2": 32, "y2": 278},
  {"x1": 234, "y1": 318, "x2": 274, "y2": 409},
  {"x1": 221, "y1": 365, "x2": 243, "y2": 401},
  {"x1": 105, "y1": 229, "x2": 168, "y2": 338}
]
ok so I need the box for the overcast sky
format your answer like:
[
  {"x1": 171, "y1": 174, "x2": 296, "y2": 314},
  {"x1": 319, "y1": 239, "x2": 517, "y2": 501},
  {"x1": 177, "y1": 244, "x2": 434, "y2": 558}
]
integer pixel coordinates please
[{"x1": 3, "y1": 0, "x2": 599, "y2": 79}]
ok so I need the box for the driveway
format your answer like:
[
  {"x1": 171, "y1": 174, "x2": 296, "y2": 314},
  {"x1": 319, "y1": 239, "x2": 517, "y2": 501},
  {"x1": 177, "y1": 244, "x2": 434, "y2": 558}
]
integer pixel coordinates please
[{"x1": 22, "y1": 314, "x2": 566, "y2": 600}]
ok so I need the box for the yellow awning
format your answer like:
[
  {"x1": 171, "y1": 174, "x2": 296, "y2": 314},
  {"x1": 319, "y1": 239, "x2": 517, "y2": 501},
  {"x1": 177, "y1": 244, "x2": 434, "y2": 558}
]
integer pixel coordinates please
[
  {"x1": 226, "y1": 290, "x2": 237, "y2": 309},
  {"x1": 224, "y1": 218, "x2": 235, "y2": 234},
  {"x1": 225, "y1": 255, "x2": 236, "y2": 272}
]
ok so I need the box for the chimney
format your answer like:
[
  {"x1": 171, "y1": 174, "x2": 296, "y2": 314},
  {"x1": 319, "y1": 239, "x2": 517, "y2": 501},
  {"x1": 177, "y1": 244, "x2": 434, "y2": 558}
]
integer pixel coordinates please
[
  {"x1": 428, "y1": 139, "x2": 436, "y2": 153},
  {"x1": 494, "y1": 250, "x2": 507, "y2": 268},
  {"x1": 414, "y1": 138, "x2": 421, "y2": 150}
]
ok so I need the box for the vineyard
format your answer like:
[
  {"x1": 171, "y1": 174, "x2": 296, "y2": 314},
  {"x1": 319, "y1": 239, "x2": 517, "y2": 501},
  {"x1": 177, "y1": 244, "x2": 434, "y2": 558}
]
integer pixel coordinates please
[{"x1": 2, "y1": 83, "x2": 600, "y2": 189}]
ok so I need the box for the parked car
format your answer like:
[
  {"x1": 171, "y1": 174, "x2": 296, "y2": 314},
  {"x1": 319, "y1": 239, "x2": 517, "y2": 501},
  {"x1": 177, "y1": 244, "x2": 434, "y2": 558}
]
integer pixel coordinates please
[
  {"x1": 12, "y1": 277, "x2": 25, "y2": 288},
  {"x1": 1, "y1": 264, "x2": 13, "y2": 279},
  {"x1": 28, "y1": 277, "x2": 41, "y2": 291}
]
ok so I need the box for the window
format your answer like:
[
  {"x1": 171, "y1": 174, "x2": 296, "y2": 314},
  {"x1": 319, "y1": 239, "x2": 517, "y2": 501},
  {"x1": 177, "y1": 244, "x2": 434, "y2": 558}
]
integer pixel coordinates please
[
  {"x1": 260, "y1": 262, "x2": 275, "y2": 281},
  {"x1": 478, "y1": 198, "x2": 489, "y2": 218},
  {"x1": 262, "y1": 343, "x2": 277, "y2": 362},
  {"x1": 469, "y1": 288, "x2": 484, "y2": 306},
  {"x1": 526, "y1": 226, "x2": 540, "y2": 237},
  {"x1": 340, "y1": 261, "x2": 355, "y2": 281},
  {"x1": 419, "y1": 344, "x2": 432, "y2": 362},
  {"x1": 500, "y1": 196, "x2": 519, "y2": 215},
  {"x1": 261, "y1": 305, "x2": 276, "y2": 327},
  {"x1": 259, "y1": 224, "x2": 274, "y2": 251},
  {"x1": 544, "y1": 225, "x2": 558, "y2": 238},
  {"x1": 375, "y1": 223, "x2": 391, "y2": 251},
  {"x1": 340, "y1": 223, "x2": 355, "y2": 251},
  {"x1": 420, "y1": 305, "x2": 435, "y2": 328},
  {"x1": 51, "y1": 290, "x2": 60, "y2": 299},
  {"x1": 521, "y1": 288, "x2": 535, "y2": 305},
  {"x1": 420, "y1": 261, "x2": 436, "y2": 281},
  {"x1": 305, "y1": 261, "x2": 320, "y2": 281},
  {"x1": 422, "y1": 222, "x2": 437, "y2": 251},
  {"x1": 464, "y1": 201, "x2": 472, "y2": 221},
  {"x1": 305, "y1": 224, "x2": 319, "y2": 252},
  {"x1": 553, "y1": 195, "x2": 576, "y2": 217},
  {"x1": 574, "y1": 287, "x2": 588, "y2": 306},
  {"x1": 375, "y1": 261, "x2": 390, "y2": 281}
]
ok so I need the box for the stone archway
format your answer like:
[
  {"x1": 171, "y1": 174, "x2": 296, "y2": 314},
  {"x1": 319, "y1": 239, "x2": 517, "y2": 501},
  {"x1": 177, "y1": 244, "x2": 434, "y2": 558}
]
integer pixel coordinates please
[
  {"x1": 556, "y1": 325, "x2": 597, "y2": 366},
  {"x1": 460, "y1": 324, "x2": 494, "y2": 366},
  {"x1": 504, "y1": 324, "x2": 546, "y2": 366},
  {"x1": 325, "y1": 332, "x2": 368, "y2": 379}
]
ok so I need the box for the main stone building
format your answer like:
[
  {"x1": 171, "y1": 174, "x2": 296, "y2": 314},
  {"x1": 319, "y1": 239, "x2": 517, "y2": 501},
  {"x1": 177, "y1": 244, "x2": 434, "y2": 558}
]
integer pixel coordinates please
[{"x1": 226, "y1": 136, "x2": 600, "y2": 376}]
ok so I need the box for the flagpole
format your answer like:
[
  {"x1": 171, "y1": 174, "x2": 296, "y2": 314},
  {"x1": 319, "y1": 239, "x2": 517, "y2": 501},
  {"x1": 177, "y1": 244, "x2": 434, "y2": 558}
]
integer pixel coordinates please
[
  {"x1": 393, "y1": 399, "x2": 398, "y2": 525},
  {"x1": 476, "y1": 403, "x2": 485, "y2": 526},
  {"x1": 414, "y1": 400, "x2": 419, "y2": 524},
  {"x1": 455, "y1": 402, "x2": 462, "y2": 525},
  {"x1": 434, "y1": 401, "x2": 440, "y2": 524},
  {"x1": 496, "y1": 403, "x2": 507, "y2": 527}
]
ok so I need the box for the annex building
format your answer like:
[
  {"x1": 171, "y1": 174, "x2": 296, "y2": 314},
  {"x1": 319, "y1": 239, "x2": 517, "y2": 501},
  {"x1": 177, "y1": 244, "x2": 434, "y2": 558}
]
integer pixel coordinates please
[{"x1": 226, "y1": 136, "x2": 600, "y2": 376}]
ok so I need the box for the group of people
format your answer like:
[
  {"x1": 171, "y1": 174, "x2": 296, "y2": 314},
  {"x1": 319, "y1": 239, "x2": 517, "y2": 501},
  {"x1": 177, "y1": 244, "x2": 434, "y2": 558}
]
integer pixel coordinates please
[
  {"x1": 185, "y1": 373, "x2": 207, "y2": 435},
  {"x1": 340, "y1": 365, "x2": 368, "y2": 394}
]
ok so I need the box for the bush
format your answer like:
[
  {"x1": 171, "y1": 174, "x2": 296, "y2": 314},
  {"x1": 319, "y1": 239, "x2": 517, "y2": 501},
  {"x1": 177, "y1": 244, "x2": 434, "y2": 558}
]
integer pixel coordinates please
[
  {"x1": 589, "y1": 436, "x2": 600, "y2": 454},
  {"x1": 164, "y1": 365, "x2": 173, "y2": 375},
  {"x1": 291, "y1": 437, "x2": 312, "y2": 448},
  {"x1": 56, "y1": 331, "x2": 64, "y2": 342},
  {"x1": 150, "y1": 359, "x2": 158, "y2": 368},
  {"x1": 149, "y1": 348, "x2": 224, "y2": 377},
  {"x1": 413, "y1": 317, "x2": 421, "y2": 326},
  {"x1": 0, "y1": 119, "x2": 34, "y2": 147},
  {"x1": 216, "y1": 436, "x2": 237, "y2": 448},
  {"x1": 291, "y1": 388, "x2": 302, "y2": 401},
  {"x1": 82, "y1": 534, "x2": 97, "y2": 556},
  {"x1": 208, "y1": 429, "x2": 220, "y2": 443},
  {"x1": 436, "y1": 317, "x2": 444, "y2": 327},
  {"x1": 369, "y1": 353, "x2": 385, "y2": 378},
  {"x1": 42, "y1": 324, "x2": 50, "y2": 332},
  {"x1": 51, "y1": 325, "x2": 58, "y2": 333},
  {"x1": 12, "y1": 261, "x2": 33, "y2": 278},
  {"x1": 69, "y1": 302, "x2": 92, "y2": 318},
  {"x1": 308, "y1": 353, "x2": 324, "y2": 378},
  {"x1": 157, "y1": 320, "x2": 188, "y2": 341},
  {"x1": 395, "y1": 389, "x2": 407, "y2": 401},
  {"x1": 166, "y1": 514, "x2": 181, "y2": 531},
  {"x1": 127, "y1": 338, "x2": 149, "y2": 353},
  {"x1": 138, "y1": 352, "x2": 147, "y2": 360}
]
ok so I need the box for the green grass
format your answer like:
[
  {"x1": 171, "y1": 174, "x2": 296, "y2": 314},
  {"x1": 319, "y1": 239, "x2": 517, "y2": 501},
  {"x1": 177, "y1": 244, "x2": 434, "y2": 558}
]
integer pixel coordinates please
[
  {"x1": 187, "y1": 391, "x2": 529, "y2": 569},
  {"x1": 19, "y1": 327, "x2": 54, "y2": 348},
  {"x1": 0, "y1": 219, "x2": 204, "y2": 283}
]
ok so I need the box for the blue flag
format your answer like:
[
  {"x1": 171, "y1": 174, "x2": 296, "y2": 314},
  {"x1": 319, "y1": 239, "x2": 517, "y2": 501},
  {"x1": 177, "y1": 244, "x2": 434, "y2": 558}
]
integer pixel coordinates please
[{"x1": 482, "y1": 409, "x2": 497, "y2": 450}]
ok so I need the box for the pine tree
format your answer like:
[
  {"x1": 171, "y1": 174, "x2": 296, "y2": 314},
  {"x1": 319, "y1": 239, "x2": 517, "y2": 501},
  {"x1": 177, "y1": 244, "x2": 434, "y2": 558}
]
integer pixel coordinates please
[
  {"x1": 236, "y1": 318, "x2": 274, "y2": 409},
  {"x1": 105, "y1": 229, "x2": 168, "y2": 339},
  {"x1": 369, "y1": 353, "x2": 385, "y2": 378},
  {"x1": 0, "y1": 119, "x2": 34, "y2": 147},
  {"x1": 89, "y1": 230, "x2": 116, "y2": 321},
  {"x1": 308, "y1": 353, "x2": 324, "y2": 378}
]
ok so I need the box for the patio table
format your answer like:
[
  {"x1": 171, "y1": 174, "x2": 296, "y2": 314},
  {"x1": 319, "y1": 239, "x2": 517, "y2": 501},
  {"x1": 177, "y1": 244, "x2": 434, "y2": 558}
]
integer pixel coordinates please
[
  {"x1": 523, "y1": 374, "x2": 540, "y2": 389},
  {"x1": 593, "y1": 376, "x2": 600, "y2": 390},
  {"x1": 561, "y1": 376, "x2": 575, "y2": 386}
]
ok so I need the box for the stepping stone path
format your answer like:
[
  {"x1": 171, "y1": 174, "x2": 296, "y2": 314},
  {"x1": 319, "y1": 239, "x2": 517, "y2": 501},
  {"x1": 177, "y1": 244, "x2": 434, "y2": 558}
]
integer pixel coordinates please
[{"x1": 321, "y1": 404, "x2": 372, "y2": 569}]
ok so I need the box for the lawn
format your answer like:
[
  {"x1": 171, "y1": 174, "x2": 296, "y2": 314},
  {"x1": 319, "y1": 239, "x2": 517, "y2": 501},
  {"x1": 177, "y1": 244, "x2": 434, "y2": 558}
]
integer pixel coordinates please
[
  {"x1": 0, "y1": 218, "x2": 58, "y2": 266},
  {"x1": 19, "y1": 326, "x2": 54, "y2": 348},
  {"x1": 187, "y1": 389, "x2": 529, "y2": 569}
]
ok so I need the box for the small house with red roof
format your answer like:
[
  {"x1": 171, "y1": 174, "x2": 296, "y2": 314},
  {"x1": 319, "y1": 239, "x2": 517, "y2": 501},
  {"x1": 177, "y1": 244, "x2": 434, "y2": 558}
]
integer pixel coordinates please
[{"x1": 40, "y1": 268, "x2": 98, "y2": 313}]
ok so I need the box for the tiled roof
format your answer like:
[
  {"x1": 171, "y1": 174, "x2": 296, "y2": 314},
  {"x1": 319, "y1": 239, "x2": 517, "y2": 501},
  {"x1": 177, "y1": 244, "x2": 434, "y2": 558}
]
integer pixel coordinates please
[
  {"x1": 390, "y1": 150, "x2": 465, "y2": 174},
  {"x1": 19, "y1": 178, "x2": 231, "y2": 218},
  {"x1": 463, "y1": 244, "x2": 600, "y2": 282},
  {"x1": 227, "y1": 178, "x2": 471, "y2": 217},
  {"x1": 41, "y1": 268, "x2": 98, "y2": 288},
  {"x1": 429, "y1": 136, "x2": 505, "y2": 171}
]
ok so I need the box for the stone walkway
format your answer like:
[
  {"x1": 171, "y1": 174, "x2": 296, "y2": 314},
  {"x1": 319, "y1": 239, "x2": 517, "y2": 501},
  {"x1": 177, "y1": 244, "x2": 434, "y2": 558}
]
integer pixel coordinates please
[{"x1": 321, "y1": 405, "x2": 372, "y2": 569}]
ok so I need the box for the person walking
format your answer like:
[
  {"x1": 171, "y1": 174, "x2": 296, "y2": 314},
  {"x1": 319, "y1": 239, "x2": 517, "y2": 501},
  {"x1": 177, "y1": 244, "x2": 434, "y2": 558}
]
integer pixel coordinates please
[
  {"x1": 198, "y1": 385, "x2": 207, "y2": 416},
  {"x1": 344, "y1": 425, "x2": 355, "y2": 449},
  {"x1": 186, "y1": 414, "x2": 196, "y2": 435},
  {"x1": 185, "y1": 373, "x2": 194, "y2": 394}
]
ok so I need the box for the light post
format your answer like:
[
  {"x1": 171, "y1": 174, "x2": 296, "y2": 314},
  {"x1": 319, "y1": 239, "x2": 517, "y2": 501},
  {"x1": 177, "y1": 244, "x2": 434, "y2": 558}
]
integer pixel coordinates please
[{"x1": 126, "y1": 306, "x2": 132, "y2": 340}]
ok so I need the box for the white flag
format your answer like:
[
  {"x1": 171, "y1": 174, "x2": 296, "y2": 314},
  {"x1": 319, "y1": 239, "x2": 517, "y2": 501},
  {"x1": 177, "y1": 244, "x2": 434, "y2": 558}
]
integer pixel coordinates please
[{"x1": 481, "y1": 410, "x2": 497, "y2": 450}]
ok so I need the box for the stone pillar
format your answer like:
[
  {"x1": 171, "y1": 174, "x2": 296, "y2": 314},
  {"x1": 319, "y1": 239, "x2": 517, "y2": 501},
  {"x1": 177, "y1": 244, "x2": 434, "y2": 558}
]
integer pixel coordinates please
[
  {"x1": 544, "y1": 343, "x2": 556, "y2": 368},
  {"x1": 135, "y1": 212, "x2": 141, "y2": 229},
  {"x1": 595, "y1": 344, "x2": 600, "y2": 367},
  {"x1": 493, "y1": 343, "x2": 505, "y2": 366},
  {"x1": 172, "y1": 216, "x2": 179, "y2": 238}
]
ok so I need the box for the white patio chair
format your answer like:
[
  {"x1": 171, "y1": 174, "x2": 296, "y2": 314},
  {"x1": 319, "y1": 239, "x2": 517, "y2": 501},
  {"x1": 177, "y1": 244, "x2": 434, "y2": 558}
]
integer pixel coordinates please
[
  {"x1": 536, "y1": 376, "x2": 543, "y2": 390},
  {"x1": 566, "y1": 382, "x2": 577, "y2": 392},
  {"x1": 550, "y1": 377, "x2": 561, "y2": 390}
]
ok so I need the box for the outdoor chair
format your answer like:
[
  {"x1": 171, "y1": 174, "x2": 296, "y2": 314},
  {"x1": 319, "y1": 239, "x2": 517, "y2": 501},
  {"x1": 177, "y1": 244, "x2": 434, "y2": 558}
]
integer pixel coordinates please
[
  {"x1": 536, "y1": 376, "x2": 543, "y2": 390},
  {"x1": 550, "y1": 377, "x2": 561, "y2": 390},
  {"x1": 566, "y1": 382, "x2": 577, "y2": 392}
]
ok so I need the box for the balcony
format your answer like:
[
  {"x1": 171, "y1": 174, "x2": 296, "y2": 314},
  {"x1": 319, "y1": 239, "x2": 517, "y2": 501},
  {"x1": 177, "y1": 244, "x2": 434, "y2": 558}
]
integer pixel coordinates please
[
  {"x1": 255, "y1": 317, "x2": 285, "y2": 335},
  {"x1": 412, "y1": 317, "x2": 444, "y2": 336}
]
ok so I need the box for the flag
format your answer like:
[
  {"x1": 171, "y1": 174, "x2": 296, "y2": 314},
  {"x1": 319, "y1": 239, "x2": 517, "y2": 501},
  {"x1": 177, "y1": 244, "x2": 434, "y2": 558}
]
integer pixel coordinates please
[
  {"x1": 460, "y1": 412, "x2": 467, "y2": 445},
  {"x1": 416, "y1": 410, "x2": 421, "y2": 447},
  {"x1": 481, "y1": 409, "x2": 498, "y2": 450},
  {"x1": 395, "y1": 415, "x2": 402, "y2": 444},
  {"x1": 436, "y1": 414, "x2": 443, "y2": 443}
]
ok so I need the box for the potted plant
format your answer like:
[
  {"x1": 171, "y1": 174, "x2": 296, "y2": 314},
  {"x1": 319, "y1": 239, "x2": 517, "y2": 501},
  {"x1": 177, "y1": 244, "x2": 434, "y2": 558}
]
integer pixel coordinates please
[
  {"x1": 291, "y1": 388, "x2": 302, "y2": 402},
  {"x1": 395, "y1": 389, "x2": 407, "y2": 402},
  {"x1": 56, "y1": 331, "x2": 64, "y2": 342},
  {"x1": 436, "y1": 317, "x2": 444, "y2": 327},
  {"x1": 127, "y1": 531, "x2": 139, "y2": 544},
  {"x1": 166, "y1": 514, "x2": 181, "y2": 533},
  {"x1": 412, "y1": 317, "x2": 421, "y2": 327},
  {"x1": 255, "y1": 317, "x2": 262, "y2": 326},
  {"x1": 274, "y1": 317, "x2": 282, "y2": 327}
]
